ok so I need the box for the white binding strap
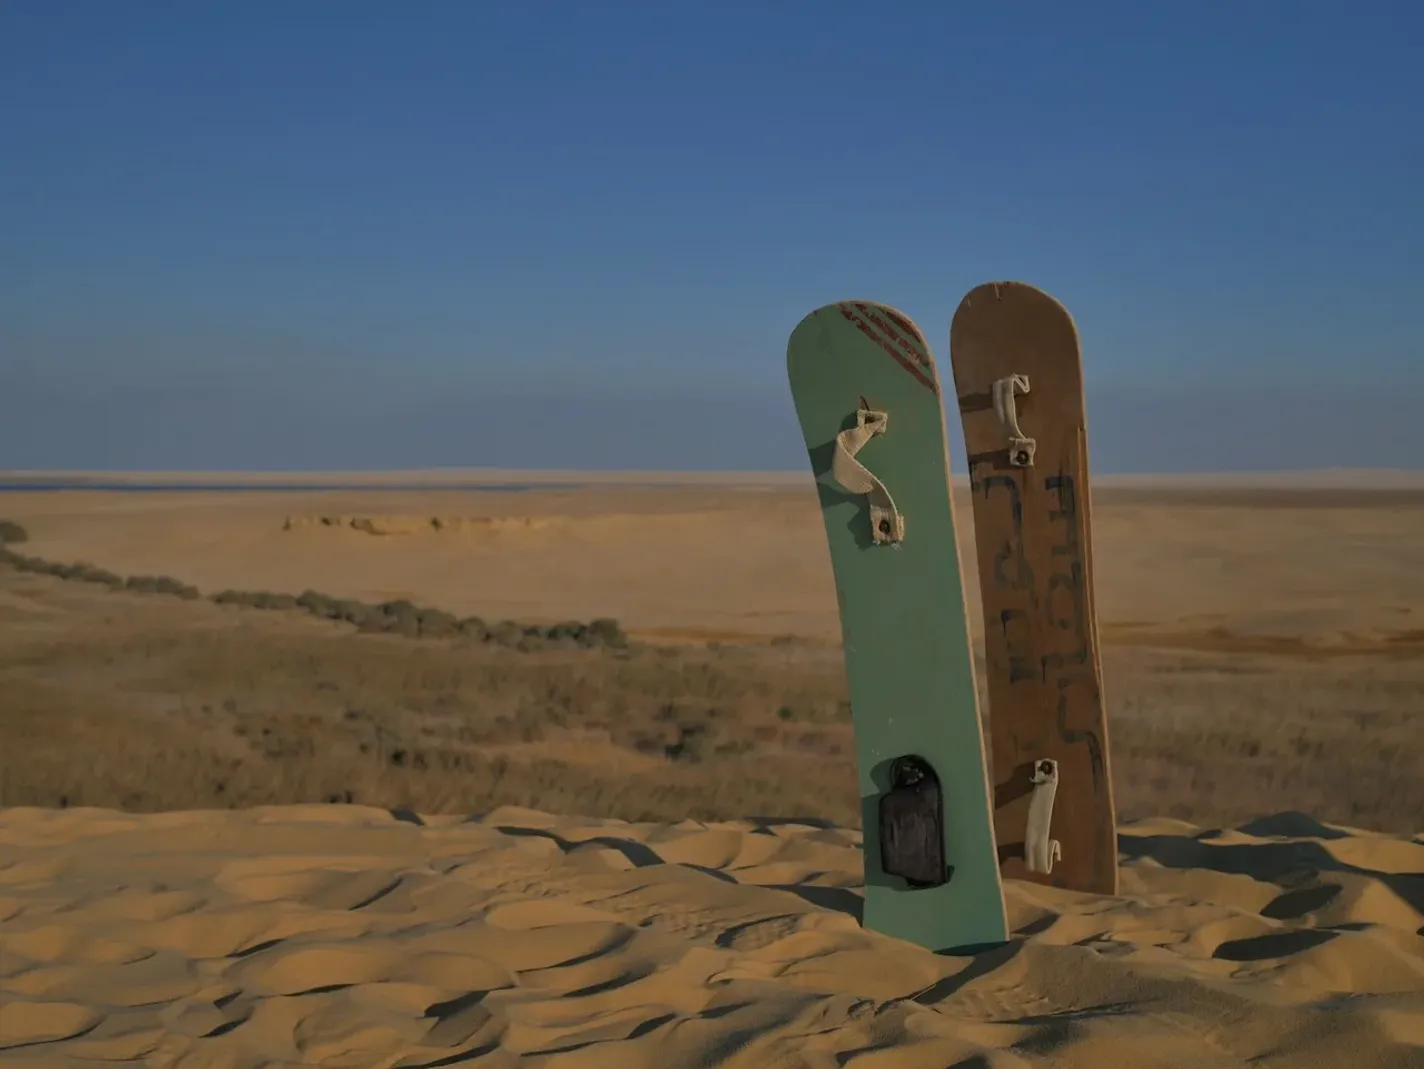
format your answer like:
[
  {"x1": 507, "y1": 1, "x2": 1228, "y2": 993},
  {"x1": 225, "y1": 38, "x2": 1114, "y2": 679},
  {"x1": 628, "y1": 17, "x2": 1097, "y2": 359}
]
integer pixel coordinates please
[
  {"x1": 831, "y1": 407, "x2": 905, "y2": 544},
  {"x1": 992, "y1": 374, "x2": 1036, "y2": 467},
  {"x1": 1025, "y1": 758, "x2": 1062, "y2": 875}
]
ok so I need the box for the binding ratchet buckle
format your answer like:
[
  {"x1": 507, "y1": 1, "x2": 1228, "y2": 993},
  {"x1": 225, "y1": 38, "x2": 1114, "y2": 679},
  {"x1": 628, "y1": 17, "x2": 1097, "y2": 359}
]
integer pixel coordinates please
[{"x1": 1025, "y1": 758, "x2": 1062, "y2": 875}]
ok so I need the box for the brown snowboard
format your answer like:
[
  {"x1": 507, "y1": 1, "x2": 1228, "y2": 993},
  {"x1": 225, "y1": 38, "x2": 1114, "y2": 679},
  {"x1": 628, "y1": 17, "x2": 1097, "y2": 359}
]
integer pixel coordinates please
[{"x1": 948, "y1": 281, "x2": 1118, "y2": 896}]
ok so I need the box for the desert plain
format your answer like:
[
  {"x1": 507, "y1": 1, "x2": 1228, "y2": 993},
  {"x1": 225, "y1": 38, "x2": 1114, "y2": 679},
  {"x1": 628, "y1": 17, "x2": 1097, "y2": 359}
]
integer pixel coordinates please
[{"x1": 1, "y1": 470, "x2": 1423, "y2": 1068}]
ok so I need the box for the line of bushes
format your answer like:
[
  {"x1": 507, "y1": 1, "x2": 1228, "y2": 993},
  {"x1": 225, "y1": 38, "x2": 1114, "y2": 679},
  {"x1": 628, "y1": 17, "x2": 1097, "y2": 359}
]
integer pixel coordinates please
[
  {"x1": 211, "y1": 587, "x2": 626, "y2": 649},
  {"x1": 0, "y1": 526, "x2": 627, "y2": 652},
  {"x1": 1, "y1": 552, "x2": 199, "y2": 598}
]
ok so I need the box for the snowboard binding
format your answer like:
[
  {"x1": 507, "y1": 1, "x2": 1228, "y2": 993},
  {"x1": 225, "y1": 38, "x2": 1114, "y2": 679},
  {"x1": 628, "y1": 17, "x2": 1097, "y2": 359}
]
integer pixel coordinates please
[
  {"x1": 991, "y1": 374, "x2": 1036, "y2": 468},
  {"x1": 831, "y1": 401, "x2": 906, "y2": 544},
  {"x1": 878, "y1": 755, "x2": 952, "y2": 889},
  {"x1": 1025, "y1": 758, "x2": 1062, "y2": 875}
]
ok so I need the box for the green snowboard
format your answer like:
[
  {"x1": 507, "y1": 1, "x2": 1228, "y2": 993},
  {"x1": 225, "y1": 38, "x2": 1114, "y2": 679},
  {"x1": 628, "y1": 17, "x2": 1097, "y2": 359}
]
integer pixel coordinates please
[{"x1": 787, "y1": 300, "x2": 1009, "y2": 952}]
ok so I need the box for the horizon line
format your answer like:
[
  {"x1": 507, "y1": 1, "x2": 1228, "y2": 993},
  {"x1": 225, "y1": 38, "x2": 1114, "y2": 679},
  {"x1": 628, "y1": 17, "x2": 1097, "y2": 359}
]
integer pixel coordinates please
[{"x1": 3, "y1": 466, "x2": 1423, "y2": 490}]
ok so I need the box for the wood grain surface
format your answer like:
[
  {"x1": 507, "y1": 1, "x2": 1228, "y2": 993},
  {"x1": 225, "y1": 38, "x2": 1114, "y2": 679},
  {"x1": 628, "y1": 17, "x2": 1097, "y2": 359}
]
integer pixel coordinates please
[{"x1": 949, "y1": 281, "x2": 1118, "y2": 895}]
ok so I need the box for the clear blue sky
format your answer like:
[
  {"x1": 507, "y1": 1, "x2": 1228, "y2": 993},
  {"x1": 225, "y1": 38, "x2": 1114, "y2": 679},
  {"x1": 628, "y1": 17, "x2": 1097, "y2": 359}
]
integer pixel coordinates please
[{"x1": 2, "y1": 1, "x2": 1421, "y2": 472}]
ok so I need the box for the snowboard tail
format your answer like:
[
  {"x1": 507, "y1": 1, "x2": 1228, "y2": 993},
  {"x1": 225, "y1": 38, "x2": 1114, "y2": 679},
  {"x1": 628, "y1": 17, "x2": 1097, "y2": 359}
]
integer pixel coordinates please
[
  {"x1": 787, "y1": 300, "x2": 1009, "y2": 952},
  {"x1": 949, "y1": 281, "x2": 1118, "y2": 896}
]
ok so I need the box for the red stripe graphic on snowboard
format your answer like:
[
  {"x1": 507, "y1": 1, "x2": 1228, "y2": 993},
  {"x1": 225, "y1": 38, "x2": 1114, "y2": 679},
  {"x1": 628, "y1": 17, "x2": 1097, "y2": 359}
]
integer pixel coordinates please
[
  {"x1": 836, "y1": 303, "x2": 938, "y2": 394},
  {"x1": 873, "y1": 308, "x2": 932, "y2": 370},
  {"x1": 853, "y1": 303, "x2": 932, "y2": 370}
]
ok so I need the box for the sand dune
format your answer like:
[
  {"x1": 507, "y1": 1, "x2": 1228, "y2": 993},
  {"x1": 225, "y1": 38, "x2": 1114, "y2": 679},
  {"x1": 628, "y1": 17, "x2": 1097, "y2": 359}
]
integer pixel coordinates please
[
  {"x1": 3, "y1": 479, "x2": 1423, "y2": 1064},
  {"x1": 2, "y1": 804, "x2": 1422, "y2": 1067}
]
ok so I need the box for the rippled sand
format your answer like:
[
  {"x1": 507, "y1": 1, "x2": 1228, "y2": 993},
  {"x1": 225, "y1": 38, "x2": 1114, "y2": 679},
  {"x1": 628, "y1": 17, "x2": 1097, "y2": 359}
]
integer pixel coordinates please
[{"x1": 3, "y1": 805, "x2": 1422, "y2": 1067}]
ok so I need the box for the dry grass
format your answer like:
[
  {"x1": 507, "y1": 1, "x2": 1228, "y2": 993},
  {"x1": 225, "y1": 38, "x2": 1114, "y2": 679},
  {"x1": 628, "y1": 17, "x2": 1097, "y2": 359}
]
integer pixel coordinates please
[{"x1": 2, "y1": 565, "x2": 1420, "y2": 833}]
